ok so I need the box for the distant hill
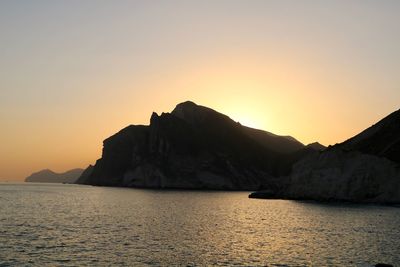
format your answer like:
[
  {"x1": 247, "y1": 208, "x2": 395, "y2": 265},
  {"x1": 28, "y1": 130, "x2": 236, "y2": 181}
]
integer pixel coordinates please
[
  {"x1": 25, "y1": 168, "x2": 84, "y2": 183},
  {"x1": 76, "y1": 101, "x2": 305, "y2": 190}
]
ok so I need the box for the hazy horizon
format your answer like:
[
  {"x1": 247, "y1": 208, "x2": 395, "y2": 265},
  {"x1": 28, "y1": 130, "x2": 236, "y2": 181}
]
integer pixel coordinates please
[{"x1": 1, "y1": 0, "x2": 400, "y2": 180}]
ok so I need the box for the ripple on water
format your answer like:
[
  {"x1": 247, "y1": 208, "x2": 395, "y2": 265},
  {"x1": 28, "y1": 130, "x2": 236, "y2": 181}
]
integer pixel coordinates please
[{"x1": 0, "y1": 183, "x2": 399, "y2": 266}]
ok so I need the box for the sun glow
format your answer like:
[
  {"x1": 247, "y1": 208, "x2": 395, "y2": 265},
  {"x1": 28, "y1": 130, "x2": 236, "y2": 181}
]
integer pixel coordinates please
[
  {"x1": 231, "y1": 115, "x2": 263, "y2": 130},
  {"x1": 1, "y1": 1, "x2": 400, "y2": 181}
]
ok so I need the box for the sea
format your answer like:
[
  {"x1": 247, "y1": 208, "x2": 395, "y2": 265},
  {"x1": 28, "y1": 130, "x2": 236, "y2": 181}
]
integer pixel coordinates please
[{"x1": 0, "y1": 182, "x2": 399, "y2": 266}]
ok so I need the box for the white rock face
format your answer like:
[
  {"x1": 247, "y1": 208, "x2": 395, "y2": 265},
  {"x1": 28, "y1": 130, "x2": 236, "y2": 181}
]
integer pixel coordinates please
[{"x1": 287, "y1": 149, "x2": 400, "y2": 203}]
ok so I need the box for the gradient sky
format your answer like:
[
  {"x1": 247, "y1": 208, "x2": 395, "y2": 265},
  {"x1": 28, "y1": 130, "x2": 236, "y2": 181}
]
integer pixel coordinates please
[{"x1": 1, "y1": 0, "x2": 400, "y2": 180}]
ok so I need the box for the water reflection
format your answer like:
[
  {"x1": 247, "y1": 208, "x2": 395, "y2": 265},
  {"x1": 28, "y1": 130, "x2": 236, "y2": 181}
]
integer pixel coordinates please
[{"x1": 0, "y1": 183, "x2": 398, "y2": 266}]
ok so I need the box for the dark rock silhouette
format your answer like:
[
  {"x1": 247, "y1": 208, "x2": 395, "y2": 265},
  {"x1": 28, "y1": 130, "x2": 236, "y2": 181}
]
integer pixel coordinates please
[
  {"x1": 339, "y1": 109, "x2": 400, "y2": 163},
  {"x1": 77, "y1": 100, "x2": 400, "y2": 203},
  {"x1": 241, "y1": 126, "x2": 304, "y2": 154},
  {"x1": 76, "y1": 101, "x2": 305, "y2": 190},
  {"x1": 305, "y1": 142, "x2": 326, "y2": 151},
  {"x1": 251, "y1": 109, "x2": 400, "y2": 203},
  {"x1": 25, "y1": 168, "x2": 84, "y2": 183},
  {"x1": 75, "y1": 165, "x2": 94, "y2": 184}
]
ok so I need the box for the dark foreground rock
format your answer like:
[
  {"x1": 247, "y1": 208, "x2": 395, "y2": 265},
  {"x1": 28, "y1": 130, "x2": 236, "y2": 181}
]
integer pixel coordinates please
[
  {"x1": 285, "y1": 149, "x2": 400, "y2": 203},
  {"x1": 248, "y1": 190, "x2": 280, "y2": 199},
  {"x1": 76, "y1": 101, "x2": 305, "y2": 190},
  {"x1": 251, "y1": 109, "x2": 400, "y2": 204}
]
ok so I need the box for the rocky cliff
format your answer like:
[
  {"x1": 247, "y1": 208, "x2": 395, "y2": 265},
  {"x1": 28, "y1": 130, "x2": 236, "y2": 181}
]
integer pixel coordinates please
[
  {"x1": 281, "y1": 109, "x2": 400, "y2": 203},
  {"x1": 25, "y1": 168, "x2": 84, "y2": 183},
  {"x1": 286, "y1": 149, "x2": 400, "y2": 203},
  {"x1": 77, "y1": 101, "x2": 305, "y2": 190}
]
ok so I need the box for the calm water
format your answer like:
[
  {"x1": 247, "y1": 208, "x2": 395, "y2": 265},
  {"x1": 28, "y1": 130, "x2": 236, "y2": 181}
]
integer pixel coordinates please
[{"x1": 0, "y1": 183, "x2": 399, "y2": 266}]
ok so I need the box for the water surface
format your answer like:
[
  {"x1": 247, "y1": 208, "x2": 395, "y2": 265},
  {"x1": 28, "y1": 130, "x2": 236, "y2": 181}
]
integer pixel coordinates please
[{"x1": 0, "y1": 183, "x2": 399, "y2": 266}]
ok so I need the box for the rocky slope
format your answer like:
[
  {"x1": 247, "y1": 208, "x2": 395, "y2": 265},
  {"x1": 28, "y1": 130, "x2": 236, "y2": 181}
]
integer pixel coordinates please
[
  {"x1": 241, "y1": 126, "x2": 304, "y2": 154},
  {"x1": 340, "y1": 109, "x2": 400, "y2": 163},
  {"x1": 266, "y1": 109, "x2": 400, "y2": 203},
  {"x1": 25, "y1": 168, "x2": 84, "y2": 183},
  {"x1": 77, "y1": 101, "x2": 305, "y2": 190}
]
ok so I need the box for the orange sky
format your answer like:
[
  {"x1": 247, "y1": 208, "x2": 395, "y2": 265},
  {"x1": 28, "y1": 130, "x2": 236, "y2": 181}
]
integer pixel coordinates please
[{"x1": 1, "y1": 1, "x2": 399, "y2": 180}]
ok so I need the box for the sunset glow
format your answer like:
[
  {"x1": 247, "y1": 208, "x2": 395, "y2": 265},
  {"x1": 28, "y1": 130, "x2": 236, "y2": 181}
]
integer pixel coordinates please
[{"x1": 1, "y1": 1, "x2": 400, "y2": 180}]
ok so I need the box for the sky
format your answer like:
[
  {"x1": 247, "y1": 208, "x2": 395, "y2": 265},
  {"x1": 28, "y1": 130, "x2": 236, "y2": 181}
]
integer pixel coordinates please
[{"x1": 1, "y1": 0, "x2": 399, "y2": 180}]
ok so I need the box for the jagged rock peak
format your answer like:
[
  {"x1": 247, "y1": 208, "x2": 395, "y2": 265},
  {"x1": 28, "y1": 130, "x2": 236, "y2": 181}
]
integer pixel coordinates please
[{"x1": 150, "y1": 112, "x2": 159, "y2": 123}]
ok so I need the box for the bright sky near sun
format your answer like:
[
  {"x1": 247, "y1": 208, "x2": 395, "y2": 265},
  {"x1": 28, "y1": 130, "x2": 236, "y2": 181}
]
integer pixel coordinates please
[{"x1": 1, "y1": 0, "x2": 400, "y2": 180}]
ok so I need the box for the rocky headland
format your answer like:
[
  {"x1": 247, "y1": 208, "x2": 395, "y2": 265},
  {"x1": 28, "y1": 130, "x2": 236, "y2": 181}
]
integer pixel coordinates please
[
  {"x1": 76, "y1": 101, "x2": 400, "y2": 203},
  {"x1": 76, "y1": 101, "x2": 308, "y2": 190}
]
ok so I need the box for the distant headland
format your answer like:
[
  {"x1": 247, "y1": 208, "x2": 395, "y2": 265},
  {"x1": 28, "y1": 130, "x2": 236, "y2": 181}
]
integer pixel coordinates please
[{"x1": 25, "y1": 168, "x2": 84, "y2": 183}]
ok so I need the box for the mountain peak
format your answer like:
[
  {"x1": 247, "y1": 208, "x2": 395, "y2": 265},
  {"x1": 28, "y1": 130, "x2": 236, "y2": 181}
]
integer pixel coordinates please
[
  {"x1": 306, "y1": 142, "x2": 326, "y2": 151},
  {"x1": 172, "y1": 101, "x2": 206, "y2": 115},
  {"x1": 171, "y1": 101, "x2": 226, "y2": 125},
  {"x1": 175, "y1": 100, "x2": 198, "y2": 108},
  {"x1": 171, "y1": 101, "x2": 304, "y2": 153}
]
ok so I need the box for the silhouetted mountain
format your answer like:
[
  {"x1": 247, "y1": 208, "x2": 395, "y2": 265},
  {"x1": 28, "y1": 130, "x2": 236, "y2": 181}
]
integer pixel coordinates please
[
  {"x1": 252, "y1": 109, "x2": 400, "y2": 203},
  {"x1": 172, "y1": 101, "x2": 304, "y2": 154},
  {"x1": 242, "y1": 126, "x2": 304, "y2": 154},
  {"x1": 77, "y1": 101, "x2": 305, "y2": 190},
  {"x1": 339, "y1": 109, "x2": 400, "y2": 163},
  {"x1": 25, "y1": 168, "x2": 84, "y2": 183},
  {"x1": 305, "y1": 142, "x2": 326, "y2": 151}
]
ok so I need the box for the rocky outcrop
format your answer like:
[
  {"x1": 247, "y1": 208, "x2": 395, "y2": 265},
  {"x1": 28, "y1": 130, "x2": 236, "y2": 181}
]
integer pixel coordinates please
[
  {"x1": 286, "y1": 149, "x2": 400, "y2": 203},
  {"x1": 77, "y1": 101, "x2": 305, "y2": 190},
  {"x1": 251, "y1": 109, "x2": 400, "y2": 203},
  {"x1": 25, "y1": 168, "x2": 84, "y2": 183},
  {"x1": 375, "y1": 264, "x2": 394, "y2": 267}
]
